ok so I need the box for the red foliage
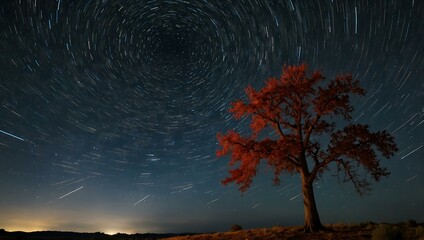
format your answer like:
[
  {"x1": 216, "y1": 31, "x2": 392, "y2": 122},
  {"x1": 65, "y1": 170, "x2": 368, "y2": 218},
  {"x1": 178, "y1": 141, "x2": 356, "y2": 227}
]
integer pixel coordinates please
[{"x1": 217, "y1": 64, "x2": 398, "y2": 194}]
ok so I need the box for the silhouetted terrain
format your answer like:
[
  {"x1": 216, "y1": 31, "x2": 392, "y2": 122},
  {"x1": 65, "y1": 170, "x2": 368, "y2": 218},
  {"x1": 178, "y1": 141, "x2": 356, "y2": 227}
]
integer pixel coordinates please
[
  {"x1": 0, "y1": 229, "x2": 193, "y2": 240},
  {"x1": 1, "y1": 221, "x2": 423, "y2": 240}
]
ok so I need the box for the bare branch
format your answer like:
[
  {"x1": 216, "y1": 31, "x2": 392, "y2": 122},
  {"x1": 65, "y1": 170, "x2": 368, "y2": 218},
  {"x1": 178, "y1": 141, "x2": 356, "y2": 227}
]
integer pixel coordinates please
[{"x1": 335, "y1": 160, "x2": 371, "y2": 196}]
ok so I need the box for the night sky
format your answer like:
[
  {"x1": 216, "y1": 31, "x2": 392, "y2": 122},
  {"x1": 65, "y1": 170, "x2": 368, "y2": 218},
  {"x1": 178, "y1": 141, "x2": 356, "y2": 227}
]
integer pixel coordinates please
[{"x1": 0, "y1": 0, "x2": 423, "y2": 234}]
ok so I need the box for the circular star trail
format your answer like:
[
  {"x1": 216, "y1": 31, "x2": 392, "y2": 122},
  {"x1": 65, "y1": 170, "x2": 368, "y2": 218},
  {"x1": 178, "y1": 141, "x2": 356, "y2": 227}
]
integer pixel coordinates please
[{"x1": 0, "y1": 0, "x2": 423, "y2": 233}]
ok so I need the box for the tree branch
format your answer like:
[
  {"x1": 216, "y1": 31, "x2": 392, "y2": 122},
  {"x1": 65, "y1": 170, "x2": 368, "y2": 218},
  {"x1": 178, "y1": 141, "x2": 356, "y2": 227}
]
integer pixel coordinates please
[
  {"x1": 335, "y1": 159, "x2": 370, "y2": 196},
  {"x1": 288, "y1": 155, "x2": 300, "y2": 167},
  {"x1": 307, "y1": 153, "x2": 337, "y2": 185},
  {"x1": 304, "y1": 114, "x2": 320, "y2": 147},
  {"x1": 251, "y1": 110, "x2": 295, "y2": 136},
  {"x1": 273, "y1": 119, "x2": 286, "y2": 137},
  {"x1": 231, "y1": 137, "x2": 300, "y2": 168}
]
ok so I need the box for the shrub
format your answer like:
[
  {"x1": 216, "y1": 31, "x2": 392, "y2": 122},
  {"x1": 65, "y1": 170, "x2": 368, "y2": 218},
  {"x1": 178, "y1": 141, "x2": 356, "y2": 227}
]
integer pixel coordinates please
[
  {"x1": 415, "y1": 226, "x2": 424, "y2": 240},
  {"x1": 406, "y1": 219, "x2": 417, "y2": 227},
  {"x1": 371, "y1": 224, "x2": 404, "y2": 240},
  {"x1": 271, "y1": 225, "x2": 284, "y2": 232},
  {"x1": 360, "y1": 221, "x2": 376, "y2": 229},
  {"x1": 230, "y1": 224, "x2": 243, "y2": 232}
]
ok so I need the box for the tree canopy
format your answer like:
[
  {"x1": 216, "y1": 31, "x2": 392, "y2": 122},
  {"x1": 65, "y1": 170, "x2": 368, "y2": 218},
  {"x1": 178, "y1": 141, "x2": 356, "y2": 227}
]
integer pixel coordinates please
[{"x1": 216, "y1": 64, "x2": 398, "y2": 232}]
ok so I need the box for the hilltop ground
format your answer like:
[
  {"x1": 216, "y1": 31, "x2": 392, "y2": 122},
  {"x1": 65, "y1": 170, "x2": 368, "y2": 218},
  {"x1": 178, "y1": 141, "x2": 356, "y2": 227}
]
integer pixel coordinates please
[
  {"x1": 0, "y1": 222, "x2": 423, "y2": 240},
  {"x1": 163, "y1": 222, "x2": 424, "y2": 240}
]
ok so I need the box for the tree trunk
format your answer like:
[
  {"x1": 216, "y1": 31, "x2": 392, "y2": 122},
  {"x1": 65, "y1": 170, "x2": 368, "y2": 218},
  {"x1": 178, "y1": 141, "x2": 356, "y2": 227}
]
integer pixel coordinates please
[{"x1": 301, "y1": 175, "x2": 323, "y2": 232}]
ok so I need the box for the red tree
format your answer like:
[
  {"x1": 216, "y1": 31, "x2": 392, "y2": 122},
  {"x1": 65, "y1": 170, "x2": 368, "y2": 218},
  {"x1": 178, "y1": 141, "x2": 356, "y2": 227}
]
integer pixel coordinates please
[{"x1": 217, "y1": 64, "x2": 398, "y2": 232}]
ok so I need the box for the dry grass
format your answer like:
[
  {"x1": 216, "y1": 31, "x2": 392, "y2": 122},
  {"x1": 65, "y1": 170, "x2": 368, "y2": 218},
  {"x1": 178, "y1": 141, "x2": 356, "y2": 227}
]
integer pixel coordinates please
[{"x1": 162, "y1": 222, "x2": 424, "y2": 240}]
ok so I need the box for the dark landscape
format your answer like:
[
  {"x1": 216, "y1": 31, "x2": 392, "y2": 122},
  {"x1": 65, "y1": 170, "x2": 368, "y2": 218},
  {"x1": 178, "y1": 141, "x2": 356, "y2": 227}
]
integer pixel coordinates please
[
  {"x1": 0, "y1": 228, "x2": 191, "y2": 240},
  {"x1": 2, "y1": 221, "x2": 424, "y2": 240}
]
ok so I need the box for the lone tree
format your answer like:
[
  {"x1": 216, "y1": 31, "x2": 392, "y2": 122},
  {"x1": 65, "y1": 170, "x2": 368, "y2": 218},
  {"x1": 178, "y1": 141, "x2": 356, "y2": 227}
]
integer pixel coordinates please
[{"x1": 217, "y1": 64, "x2": 398, "y2": 232}]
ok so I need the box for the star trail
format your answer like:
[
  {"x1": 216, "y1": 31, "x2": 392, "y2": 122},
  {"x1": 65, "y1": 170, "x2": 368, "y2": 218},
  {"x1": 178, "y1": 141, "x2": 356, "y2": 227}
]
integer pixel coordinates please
[{"x1": 0, "y1": 0, "x2": 423, "y2": 234}]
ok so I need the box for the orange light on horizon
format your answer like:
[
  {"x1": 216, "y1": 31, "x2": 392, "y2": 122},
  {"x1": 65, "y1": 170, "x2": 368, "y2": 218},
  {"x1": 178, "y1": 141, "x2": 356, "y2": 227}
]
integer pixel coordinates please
[
  {"x1": 103, "y1": 229, "x2": 119, "y2": 235},
  {"x1": 3, "y1": 224, "x2": 48, "y2": 233},
  {"x1": 1, "y1": 209, "x2": 150, "y2": 234}
]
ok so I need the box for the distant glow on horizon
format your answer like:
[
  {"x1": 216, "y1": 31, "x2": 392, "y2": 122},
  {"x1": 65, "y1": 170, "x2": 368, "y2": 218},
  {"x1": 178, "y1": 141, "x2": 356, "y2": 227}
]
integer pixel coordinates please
[
  {"x1": 3, "y1": 221, "x2": 48, "y2": 233},
  {"x1": 3, "y1": 223, "x2": 131, "y2": 235},
  {"x1": 0, "y1": 209, "x2": 149, "y2": 234},
  {"x1": 103, "y1": 230, "x2": 119, "y2": 235}
]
